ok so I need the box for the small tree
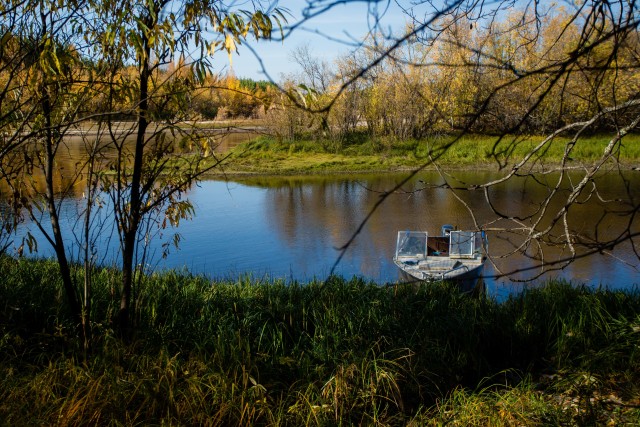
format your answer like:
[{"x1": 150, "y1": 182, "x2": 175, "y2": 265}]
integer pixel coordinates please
[
  {"x1": 0, "y1": 0, "x2": 112, "y2": 351},
  {"x1": 88, "y1": 0, "x2": 285, "y2": 335}
]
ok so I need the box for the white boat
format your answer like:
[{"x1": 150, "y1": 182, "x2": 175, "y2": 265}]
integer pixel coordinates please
[{"x1": 393, "y1": 225, "x2": 488, "y2": 292}]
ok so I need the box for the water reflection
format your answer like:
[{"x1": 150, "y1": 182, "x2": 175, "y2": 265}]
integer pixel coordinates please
[
  {"x1": 232, "y1": 172, "x2": 639, "y2": 295},
  {"x1": 5, "y1": 171, "x2": 639, "y2": 299},
  {"x1": 0, "y1": 126, "x2": 259, "y2": 198}
]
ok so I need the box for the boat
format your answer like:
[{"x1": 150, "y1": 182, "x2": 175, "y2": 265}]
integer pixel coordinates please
[{"x1": 393, "y1": 225, "x2": 488, "y2": 293}]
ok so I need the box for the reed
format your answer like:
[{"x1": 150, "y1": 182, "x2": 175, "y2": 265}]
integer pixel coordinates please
[{"x1": 1, "y1": 256, "x2": 639, "y2": 425}]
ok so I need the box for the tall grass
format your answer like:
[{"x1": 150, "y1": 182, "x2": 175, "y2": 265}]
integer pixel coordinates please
[
  {"x1": 223, "y1": 134, "x2": 640, "y2": 174},
  {"x1": 1, "y1": 256, "x2": 639, "y2": 425}
]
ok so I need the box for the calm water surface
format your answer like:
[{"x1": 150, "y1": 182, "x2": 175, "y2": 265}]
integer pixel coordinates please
[{"x1": 12, "y1": 172, "x2": 640, "y2": 299}]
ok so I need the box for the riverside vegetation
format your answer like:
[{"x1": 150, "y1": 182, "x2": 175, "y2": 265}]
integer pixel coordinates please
[
  {"x1": 220, "y1": 133, "x2": 640, "y2": 175},
  {"x1": 1, "y1": 257, "x2": 639, "y2": 425}
]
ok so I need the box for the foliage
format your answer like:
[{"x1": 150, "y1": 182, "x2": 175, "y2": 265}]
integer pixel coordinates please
[{"x1": 270, "y1": 5, "x2": 640, "y2": 143}]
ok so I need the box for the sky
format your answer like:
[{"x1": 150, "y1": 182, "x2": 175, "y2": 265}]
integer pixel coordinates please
[
  {"x1": 214, "y1": 0, "x2": 554, "y2": 81},
  {"x1": 212, "y1": 0, "x2": 409, "y2": 81}
]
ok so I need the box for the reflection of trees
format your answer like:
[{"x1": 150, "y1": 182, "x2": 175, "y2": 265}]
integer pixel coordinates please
[
  {"x1": 266, "y1": 178, "x2": 363, "y2": 247},
  {"x1": 451, "y1": 171, "x2": 639, "y2": 281},
  {"x1": 1, "y1": 126, "x2": 258, "y2": 200},
  {"x1": 261, "y1": 173, "x2": 638, "y2": 282}
]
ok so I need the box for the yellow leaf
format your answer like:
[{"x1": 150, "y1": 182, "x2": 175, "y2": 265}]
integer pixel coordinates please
[{"x1": 225, "y1": 33, "x2": 236, "y2": 65}]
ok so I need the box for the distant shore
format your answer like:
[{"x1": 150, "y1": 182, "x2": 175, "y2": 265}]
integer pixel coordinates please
[
  {"x1": 37, "y1": 121, "x2": 640, "y2": 176},
  {"x1": 203, "y1": 133, "x2": 640, "y2": 176}
]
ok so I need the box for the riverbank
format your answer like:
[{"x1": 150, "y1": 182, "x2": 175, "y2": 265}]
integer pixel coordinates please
[
  {"x1": 1, "y1": 257, "x2": 639, "y2": 425},
  {"x1": 208, "y1": 133, "x2": 640, "y2": 176}
]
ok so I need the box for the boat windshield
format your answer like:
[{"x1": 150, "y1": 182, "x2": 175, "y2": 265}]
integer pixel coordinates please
[
  {"x1": 395, "y1": 231, "x2": 428, "y2": 258},
  {"x1": 449, "y1": 231, "x2": 482, "y2": 258}
]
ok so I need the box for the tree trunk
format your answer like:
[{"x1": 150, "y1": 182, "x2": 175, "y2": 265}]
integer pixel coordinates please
[
  {"x1": 117, "y1": 32, "x2": 151, "y2": 337},
  {"x1": 41, "y1": 81, "x2": 83, "y2": 336},
  {"x1": 82, "y1": 155, "x2": 97, "y2": 355}
]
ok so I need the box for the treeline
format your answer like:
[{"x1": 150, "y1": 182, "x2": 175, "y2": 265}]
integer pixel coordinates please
[
  {"x1": 0, "y1": 33, "x2": 276, "y2": 123},
  {"x1": 188, "y1": 75, "x2": 277, "y2": 120},
  {"x1": 2, "y1": 7, "x2": 638, "y2": 140},
  {"x1": 265, "y1": 8, "x2": 640, "y2": 146},
  {"x1": 104, "y1": 70, "x2": 279, "y2": 121}
]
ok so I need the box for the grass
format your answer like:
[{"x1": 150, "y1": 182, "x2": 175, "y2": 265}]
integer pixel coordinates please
[
  {"x1": 1, "y1": 256, "x2": 640, "y2": 425},
  {"x1": 212, "y1": 133, "x2": 640, "y2": 175}
]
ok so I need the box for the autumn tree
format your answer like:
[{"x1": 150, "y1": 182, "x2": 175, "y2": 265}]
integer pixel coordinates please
[
  {"x1": 87, "y1": 0, "x2": 285, "y2": 335},
  {"x1": 0, "y1": 0, "x2": 117, "y2": 351},
  {"x1": 0, "y1": 0, "x2": 285, "y2": 342}
]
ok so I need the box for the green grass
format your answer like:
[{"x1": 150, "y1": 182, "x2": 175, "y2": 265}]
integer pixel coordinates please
[
  {"x1": 212, "y1": 133, "x2": 640, "y2": 175},
  {"x1": 1, "y1": 257, "x2": 639, "y2": 425}
]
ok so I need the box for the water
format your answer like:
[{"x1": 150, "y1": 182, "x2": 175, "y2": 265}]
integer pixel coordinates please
[{"x1": 7, "y1": 171, "x2": 640, "y2": 299}]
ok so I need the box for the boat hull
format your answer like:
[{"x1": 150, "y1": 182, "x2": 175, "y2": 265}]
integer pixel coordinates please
[
  {"x1": 395, "y1": 260, "x2": 485, "y2": 294},
  {"x1": 393, "y1": 228, "x2": 488, "y2": 295}
]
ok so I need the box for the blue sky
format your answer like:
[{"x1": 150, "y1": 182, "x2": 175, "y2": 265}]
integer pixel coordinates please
[{"x1": 212, "y1": 1, "x2": 408, "y2": 81}]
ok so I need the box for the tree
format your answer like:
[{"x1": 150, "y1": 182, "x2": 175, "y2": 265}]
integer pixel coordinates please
[
  {"x1": 88, "y1": 0, "x2": 285, "y2": 335},
  {"x1": 0, "y1": 0, "x2": 103, "y2": 349},
  {"x1": 0, "y1": 0, "x2": 286, "y2": 343}
]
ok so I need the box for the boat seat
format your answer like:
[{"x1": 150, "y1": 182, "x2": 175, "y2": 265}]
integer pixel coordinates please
[{"x1": 419, "y1": 259, "x2": 462, "y2": 271}]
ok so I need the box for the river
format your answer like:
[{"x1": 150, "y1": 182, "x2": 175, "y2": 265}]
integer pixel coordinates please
[{"x1": 7, "y1": 170, "x2": 639, "y2": 300}]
